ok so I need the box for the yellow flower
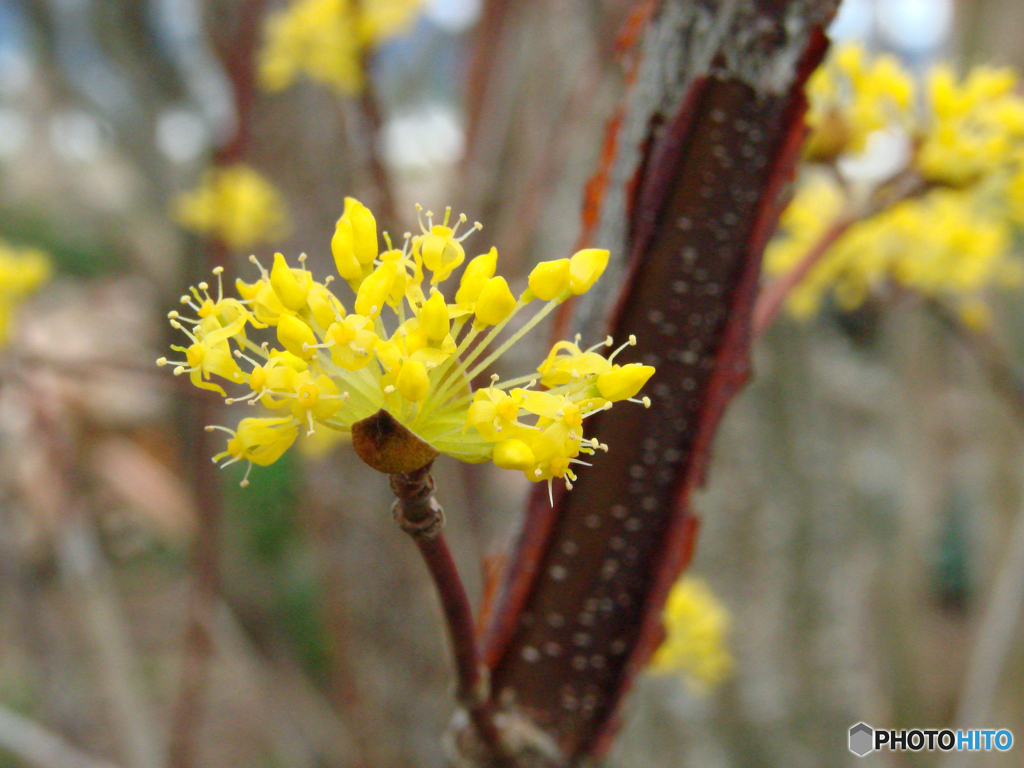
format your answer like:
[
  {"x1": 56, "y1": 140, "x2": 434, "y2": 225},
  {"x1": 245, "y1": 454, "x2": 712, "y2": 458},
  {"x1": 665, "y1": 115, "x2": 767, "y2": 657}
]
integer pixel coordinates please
[
  {"x1": 765, "y1": 171, "x2": 1022, "y2": 320},
  {"x1": 0, "y1": 242, "x2": 52, "y2": 345},
  {"x1": 804, "y1": 43, "x2": 913, "y2": 160},
  {"x1": 650, "y1": 577, "x2": 733, "y2": 692},
  {"x1": 162, "y1": 201, "x2": 655, "y2": 494},
  {"x1": 209, "y1": 417, "x2": 300, "y2": 486},
  {"x1": 917, "y1": 64, "x2": 1024, "y2": 185},
  {"x1": 173, "y1": 164, "x2": 290, "y2": 250},
  {"x1": 258, "y1": 0, "x2": 422, "y2": 96}
]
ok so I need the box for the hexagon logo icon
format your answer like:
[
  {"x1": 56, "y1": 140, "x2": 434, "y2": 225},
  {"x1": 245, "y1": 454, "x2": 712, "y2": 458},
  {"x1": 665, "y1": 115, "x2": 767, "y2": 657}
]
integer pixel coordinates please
[{"x1": 849, "y1": 723, "x2": 874, "y2": 757}]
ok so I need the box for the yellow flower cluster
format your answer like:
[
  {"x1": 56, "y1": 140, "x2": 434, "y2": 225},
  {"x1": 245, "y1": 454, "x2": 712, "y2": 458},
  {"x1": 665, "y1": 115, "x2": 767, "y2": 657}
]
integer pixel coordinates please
[
  {"x1": 258, "y1": 0, "x2": 422, "y2": 95},
  {"x1": 765, "y1": 174, "x2": 1022, "y2": 323},
  {"x1": 159, "y1": 200, "x2": 654, "y2": 490},
  {"x1": 650, "y1": 577, "x2": 733, "y2": 692},
  {"x1": 767, "y1": 45, "x2": 1024, "y2": 324},
  {"x1": 918, "y1": 64, "x2": 1024, "y2": 186},
  {"x1": 805, "y1": 44, "x2": 913, "y2": 161},
  {"x1": 173, "y1": 164, "x2": 290, "y2": 251},
  {"x1": 0, "y1": 242, "x2": 51, "y2": 345},
  {"x1": 805, "y1": 43, "x2": 1024, "y2": 182}
]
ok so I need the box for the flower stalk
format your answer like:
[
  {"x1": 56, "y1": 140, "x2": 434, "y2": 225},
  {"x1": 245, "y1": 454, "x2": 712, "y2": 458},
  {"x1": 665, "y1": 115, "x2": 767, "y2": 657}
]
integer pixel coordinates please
[{"x1": 388, "y1": 461, "x2": 508, "y2": 763}]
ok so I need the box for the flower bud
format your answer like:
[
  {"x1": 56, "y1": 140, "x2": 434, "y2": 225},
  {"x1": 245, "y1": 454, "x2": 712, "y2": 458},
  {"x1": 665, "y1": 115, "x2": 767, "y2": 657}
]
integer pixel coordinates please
[
  {"x1": 474, "y1": 276, "x2": 516, "y2": 326},
  {"x1": 331, "y1": 217, "x2": 363, "y2": 282},
  {"x1": 277, "y1": 313, "x2": 318, "y2": 360},
  {"x1": 419, "y1": 291, "x2": 450, "y2": 342},
  {"x1": 492, "y1": 438, "x2": 536, "y2": 471},
  {"x1": 528, "y1": 259, "x2": 571, "y2": 301},
  {"x1": 596, "y1": 363, "x2": 655, "y2": 401},
  {"x1": 355, "y1": 261, "x2": 398, "y2": 318},
  {"x1": 568, "y1": 248, "x2": 609, "y2": 295},
  {"x1": 344, "y1": 197, "x2": 378, "y2": 266},
  {"x1": 396, "y1": 359, "x2": 430, "y2": 402},
  {"x1": 456, "y1": 247, "x2": 497, "y2": 304},
  {"x1": 270, "y1": 253, "x2": 310, "y2": 311}
]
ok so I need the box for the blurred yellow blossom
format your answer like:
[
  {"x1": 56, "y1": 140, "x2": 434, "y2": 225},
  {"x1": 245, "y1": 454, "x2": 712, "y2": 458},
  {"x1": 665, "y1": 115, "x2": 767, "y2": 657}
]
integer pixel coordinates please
[
  {"x1": 258, "y1": 0, "x2": 422, "y2": 96},
  {"x1": 805, "y1": 43, "x2": 913, "y2": 161},
  {"x1": 765, "y1": 173, "x2": 1021, "y2": 323},
  {"x1": 159, "y1": 200, "x2": 653, "y2": 491},
  {"x1": 173, "y1": 164, "x2": 290, "y2": 251},
  {"x1": 917, "y1": 64, "x2": 1024, "y2": 185},
  {"x1": 767, "y1": 45, "x2": 1024, "y2": 327},
  {"x1": 650, "y1": 577, "x2": 733, "y2": 692},
  {"x1": 0, "y1": 242, "x2": 52, "y2": 345}
]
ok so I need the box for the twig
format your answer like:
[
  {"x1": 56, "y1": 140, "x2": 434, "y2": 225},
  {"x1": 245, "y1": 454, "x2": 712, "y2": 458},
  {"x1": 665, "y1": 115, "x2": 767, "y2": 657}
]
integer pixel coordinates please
[
  {"x1": 0, "y1": 704, "x2": 124, "y2": 768},
  {"x1": 940, "y1": 501, "x2": 1024, "y2": 768},
  {"x1": 752, "y1": 166, "x2": 930, "y2": 336},
  {"x1": 388, "y1": 463, "x2": 508, "y2": 764},
  {"x1": 929, "y1": 300, "x2": 1024, "y2": 421},
  {"x1": 27, "y1": 384, "x2": 161, "y2": 768},
  {"x1": 56, "y1": 519, "x2": 163, "y2": 768},
  {"x1": 751, "y1": 214, "x2": 854, "y2": 336},
  {"x1": 167, "y1": 3, "x2": 267, "y2": 765},
  {"x1": 165, "y1": 420, "x2": 220, "y2": 768}
]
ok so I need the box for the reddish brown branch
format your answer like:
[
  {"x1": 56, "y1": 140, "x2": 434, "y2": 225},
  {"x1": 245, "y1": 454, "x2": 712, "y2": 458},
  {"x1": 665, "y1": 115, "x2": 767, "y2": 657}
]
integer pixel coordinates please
[
  {"x1": 168, "y1": 4, "x2": 268, "y2": 765},
  {"x1": 752, "y1": 166, "x2": 930, "y2": 336},
  {"x1": 389, "y1": 464, "x2": 508, "y2": 764},
  {"x1": 751, "y1": 215, "x2": 854, "y2": 336},
  {"x1": 928, "y1": 299, "x2": 1024, "y2": 422}
]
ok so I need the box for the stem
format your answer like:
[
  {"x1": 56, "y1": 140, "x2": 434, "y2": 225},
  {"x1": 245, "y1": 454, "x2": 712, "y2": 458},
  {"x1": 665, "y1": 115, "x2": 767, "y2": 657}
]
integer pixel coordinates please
[
  {"x1": 926, "y1": 300, "x2": 1024, "y2": 767},
  {"x1": 751, "y1": 215, "x2": 855, "y2": 337},
  {"x1": 929, "y1": 299, "x2": 1024, "y2": 421},
  {"x1": 388, "y1": 464, "x2": 508, "y2": 763},
  {"x1": 752, "y1": 166, "x2": 930, "y2": 337}
]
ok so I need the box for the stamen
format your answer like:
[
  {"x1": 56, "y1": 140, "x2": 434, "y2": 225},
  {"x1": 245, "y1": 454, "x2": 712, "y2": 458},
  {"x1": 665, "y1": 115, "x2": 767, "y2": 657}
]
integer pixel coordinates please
[
  {"x1": 205, "y1": 425, "x2": 236, "y2": 435},
  {"x1": 298, "y1": 252, "x2": 308, "y2": 264},
  {"x1": 156, "y1": 358, "x2": 168, "y2": 366},
  {"x1": 384, "y1": 385, "x2": 396, "y2": 393},
  {"x1": 240, "y1": 461, "x2": 253, "y2": 487},
  {"x1": 455, "y1": 220, "x2": 483, "y2": 242},
  {"x1": 212, "y1": 266, "x2": 224, "y2": 302},
  {"x1": 609, "y1": 334, "x2": 638, "y2": 362},
  {"x1": 234, "y1": 350, "x2": 263, "y2": 368},
  {"x1": 249, "y1": 254, "x2": 269, "y2": 278},
  {"x1": 442, "y1": 206, "x2": 452, "y2": 227}
]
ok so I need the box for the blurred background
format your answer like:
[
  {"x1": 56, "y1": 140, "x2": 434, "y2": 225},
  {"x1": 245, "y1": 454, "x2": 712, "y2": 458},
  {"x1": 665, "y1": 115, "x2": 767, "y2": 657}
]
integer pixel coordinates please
[{"x1": 0, "y1": 0, "x2": 1023, "y2": 766}]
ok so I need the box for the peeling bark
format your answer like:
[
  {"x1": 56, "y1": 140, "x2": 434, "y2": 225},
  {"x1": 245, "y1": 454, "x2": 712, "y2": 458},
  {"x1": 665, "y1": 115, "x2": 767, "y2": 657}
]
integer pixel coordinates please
[{"x1": 478, "y1": 1, "x2": 840, "y2": 763}]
